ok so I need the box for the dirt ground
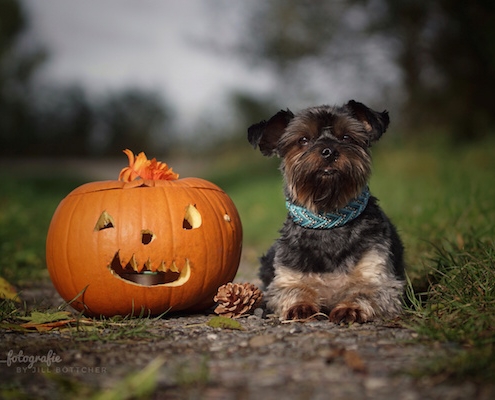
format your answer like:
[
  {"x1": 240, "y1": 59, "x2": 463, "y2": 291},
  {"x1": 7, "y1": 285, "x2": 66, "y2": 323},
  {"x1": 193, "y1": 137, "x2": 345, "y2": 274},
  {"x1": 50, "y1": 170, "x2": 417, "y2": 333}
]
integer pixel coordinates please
[{"x1": 0, "y1": 280, "x2": 493, "y2": 400}]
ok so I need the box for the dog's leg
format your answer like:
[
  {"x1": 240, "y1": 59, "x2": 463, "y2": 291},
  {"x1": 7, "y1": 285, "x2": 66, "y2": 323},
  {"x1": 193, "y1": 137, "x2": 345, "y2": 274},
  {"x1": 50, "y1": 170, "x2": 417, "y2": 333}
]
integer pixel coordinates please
[
  {"x1": 328, "y1": 297, "x2": 377, "y2": 323},
  {"x1": 265, "y1": 265, "x2": 321, "y2": 320},
  {"x1": 328, "y1": 286, "x2": 403, "y2": 323},
  {"x1": 328, "y1": 250, "x2": 404, "y2": 323}
]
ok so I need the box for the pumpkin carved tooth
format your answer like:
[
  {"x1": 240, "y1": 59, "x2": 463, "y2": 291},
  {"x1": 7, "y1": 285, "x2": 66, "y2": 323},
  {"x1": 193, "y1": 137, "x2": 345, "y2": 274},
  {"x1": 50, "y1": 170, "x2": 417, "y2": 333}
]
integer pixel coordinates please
[
  {"x1": 173, "y1": 259, "x2": 191, "y2": 286},
  {"x1": 109, "y1": 252, "x2": 122, "y2": 270},
  {"x1": 128, "y1": 254, "x2": 140, "y2": 272},
  {"x1": 157, "y1": 261, "x2": 167, "y2": 272},
  {"x1": 170, "y1": 261, "x2": 179, "y2": 273}
]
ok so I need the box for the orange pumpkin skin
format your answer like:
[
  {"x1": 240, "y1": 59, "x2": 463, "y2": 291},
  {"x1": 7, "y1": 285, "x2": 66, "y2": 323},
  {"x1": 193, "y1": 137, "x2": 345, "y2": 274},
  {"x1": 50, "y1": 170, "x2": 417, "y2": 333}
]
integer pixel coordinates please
[{"x1": 46, "y1": 178, "x2": 242, "y2": 317}]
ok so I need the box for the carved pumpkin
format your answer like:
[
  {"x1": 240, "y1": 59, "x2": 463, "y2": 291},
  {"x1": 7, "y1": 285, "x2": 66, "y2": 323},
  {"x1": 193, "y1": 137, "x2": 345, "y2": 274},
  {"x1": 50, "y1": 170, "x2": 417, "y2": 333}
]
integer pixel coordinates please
[{"x1": 46, "y1": 151, "x2": 242, "y2": 317}]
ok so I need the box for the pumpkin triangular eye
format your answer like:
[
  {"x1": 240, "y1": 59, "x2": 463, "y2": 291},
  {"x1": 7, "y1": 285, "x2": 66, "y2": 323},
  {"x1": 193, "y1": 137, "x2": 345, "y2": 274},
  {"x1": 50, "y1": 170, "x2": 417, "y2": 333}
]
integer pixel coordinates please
[
  {"x1": 183, "y1": 204, "x2": 202, "y2": 230},
  {"x1": 94, "y1": 211, "x2": 115, "y2": 231}
]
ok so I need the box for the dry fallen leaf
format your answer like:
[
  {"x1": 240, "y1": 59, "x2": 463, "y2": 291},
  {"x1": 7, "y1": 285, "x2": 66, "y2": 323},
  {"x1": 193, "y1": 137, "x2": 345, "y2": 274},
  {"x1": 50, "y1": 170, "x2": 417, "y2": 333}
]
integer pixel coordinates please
[
  {"x1": 20, "y1": 318, "x2": 79, "y2": 332},
  {"x1": 0, "y1": 277, "x2": 20, "y2": 302},
  {"x1": 343, "y1": 349, "x2": 367, "y2": 373},
  {"x1": 325, "y1": 347, "x2": 367, "y2": 373},
  {"x1": 207, "y1": 316, "x2": 245, "y2": 330},
  {"x1": 19, "y1": 311, "x2": 73, "y2": 324},
  {"x1": 18, "y1": 311, "x2": 84, "y2": 332}
]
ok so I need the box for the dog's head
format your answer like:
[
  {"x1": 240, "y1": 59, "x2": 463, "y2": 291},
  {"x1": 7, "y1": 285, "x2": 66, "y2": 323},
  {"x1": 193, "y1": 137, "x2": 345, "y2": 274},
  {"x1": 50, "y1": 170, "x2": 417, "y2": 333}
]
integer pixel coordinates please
[{"x1": 248, "y1": 100, "x2": 389, "y2": 212}]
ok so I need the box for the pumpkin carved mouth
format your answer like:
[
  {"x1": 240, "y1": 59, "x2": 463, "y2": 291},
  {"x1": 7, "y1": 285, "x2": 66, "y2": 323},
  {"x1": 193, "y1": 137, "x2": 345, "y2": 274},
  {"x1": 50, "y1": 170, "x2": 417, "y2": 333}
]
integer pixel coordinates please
[{"x1": 107, "y1": 251, "x2": 191, "y2": 287}]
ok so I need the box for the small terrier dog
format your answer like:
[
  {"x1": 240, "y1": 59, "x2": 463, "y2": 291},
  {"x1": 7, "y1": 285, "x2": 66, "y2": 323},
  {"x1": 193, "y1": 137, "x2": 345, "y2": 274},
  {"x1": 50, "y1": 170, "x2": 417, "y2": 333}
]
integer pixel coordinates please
[{"x1": 248, "y1": 100, "x2": 405, "y2": 323}]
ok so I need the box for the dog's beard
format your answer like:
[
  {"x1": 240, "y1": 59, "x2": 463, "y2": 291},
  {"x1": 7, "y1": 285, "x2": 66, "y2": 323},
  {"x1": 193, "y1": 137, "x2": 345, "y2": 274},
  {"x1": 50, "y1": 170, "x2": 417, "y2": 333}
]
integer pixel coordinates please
[{"x1": 283, "y1": 150, "x2": 371, "y2": 213}]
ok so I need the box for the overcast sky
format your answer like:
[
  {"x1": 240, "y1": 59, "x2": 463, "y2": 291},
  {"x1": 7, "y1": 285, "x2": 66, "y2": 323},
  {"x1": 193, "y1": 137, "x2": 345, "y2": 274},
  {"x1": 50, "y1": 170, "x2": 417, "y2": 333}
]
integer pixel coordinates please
[{"x1": 22, "y1": 0, "x2": 275, "y2": 130}]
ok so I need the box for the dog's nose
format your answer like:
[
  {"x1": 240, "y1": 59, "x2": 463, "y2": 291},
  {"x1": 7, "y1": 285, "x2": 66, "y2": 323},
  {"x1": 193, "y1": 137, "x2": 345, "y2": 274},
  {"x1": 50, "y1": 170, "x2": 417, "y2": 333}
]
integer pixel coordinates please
[{"x1": 321, "y1": 147, "x2": 339, "y2": 159}]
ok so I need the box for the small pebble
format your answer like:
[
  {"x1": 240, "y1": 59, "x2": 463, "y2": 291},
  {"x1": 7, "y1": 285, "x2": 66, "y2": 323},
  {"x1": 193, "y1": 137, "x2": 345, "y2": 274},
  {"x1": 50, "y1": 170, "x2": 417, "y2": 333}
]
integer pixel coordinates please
[
  {"x1": 253, "y1": 308, "x2": 264, "y2": 318},
  {"x1": 289, "y1": 325, "x2": 302, "y2": 334}
]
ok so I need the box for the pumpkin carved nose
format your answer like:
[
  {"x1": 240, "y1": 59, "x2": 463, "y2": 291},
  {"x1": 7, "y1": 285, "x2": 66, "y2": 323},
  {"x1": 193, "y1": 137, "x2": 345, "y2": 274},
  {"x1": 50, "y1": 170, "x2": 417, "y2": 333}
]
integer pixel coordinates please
[{"x1": 141, "y1": 230, "x2": 154, "y2": 245}]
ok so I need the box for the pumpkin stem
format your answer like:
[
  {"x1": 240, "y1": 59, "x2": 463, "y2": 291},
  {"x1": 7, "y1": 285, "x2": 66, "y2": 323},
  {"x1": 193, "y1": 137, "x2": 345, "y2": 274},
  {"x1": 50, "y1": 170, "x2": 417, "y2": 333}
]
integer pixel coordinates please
[{"x1": 119, "y1": 149, "x2": 179, "y2": 182}]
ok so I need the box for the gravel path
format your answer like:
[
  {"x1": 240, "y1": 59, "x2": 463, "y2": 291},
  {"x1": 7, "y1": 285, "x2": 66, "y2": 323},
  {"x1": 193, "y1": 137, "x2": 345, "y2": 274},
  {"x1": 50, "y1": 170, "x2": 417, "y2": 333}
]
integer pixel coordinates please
[{"x1": 0, "y1": 283, "x2": 493, "y2": 400}]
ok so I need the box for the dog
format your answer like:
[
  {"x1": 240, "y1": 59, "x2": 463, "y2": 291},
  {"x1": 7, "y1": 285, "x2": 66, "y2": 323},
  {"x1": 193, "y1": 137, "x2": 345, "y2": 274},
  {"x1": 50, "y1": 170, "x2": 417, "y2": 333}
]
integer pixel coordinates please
[{"x1": 248, "y1": 100, "x2": 405, "y2": 323}]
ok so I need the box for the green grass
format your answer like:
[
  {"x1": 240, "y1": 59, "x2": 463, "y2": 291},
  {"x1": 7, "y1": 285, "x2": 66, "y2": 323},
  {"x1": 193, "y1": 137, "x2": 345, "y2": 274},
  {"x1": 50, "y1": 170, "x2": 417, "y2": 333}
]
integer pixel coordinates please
[
  {"x1": 409, "y1": 239, "x2": 495, "y2": 345},
  {"x1": 406, "y1": 237, "x2": 495, "y2": 382},
  {"x1": 202, "y1": 150, "x2": 286, "y2": 264},
  {"x1": 370, "y1": 138, "x2": 495, "y2": 277},
  {"x1": 64, "y1": 311, "x2": 162, "y2": 342},
  {"x1": 0, "y1": 174, "x2": 86, "y2": 283}
]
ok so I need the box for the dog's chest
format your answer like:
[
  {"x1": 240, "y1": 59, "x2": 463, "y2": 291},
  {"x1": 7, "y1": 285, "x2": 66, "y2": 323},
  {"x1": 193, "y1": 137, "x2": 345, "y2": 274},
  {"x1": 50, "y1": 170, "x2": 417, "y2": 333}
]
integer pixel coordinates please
[{"x1": 276, "y1": 224, "x2": 365, "y2": 273}]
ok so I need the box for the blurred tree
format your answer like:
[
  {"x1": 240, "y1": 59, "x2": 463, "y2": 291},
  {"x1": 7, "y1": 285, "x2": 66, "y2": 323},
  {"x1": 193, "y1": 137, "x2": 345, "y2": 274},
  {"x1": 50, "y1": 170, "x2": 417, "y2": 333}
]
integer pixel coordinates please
[
  {"x1": 0, "y1": 0, "x2": 174, "y2": 157},
  {"x1": 245, "y1": 1, "x2": 341, "y2": 72},
  {"x1": 235, "y1": 0, "x2": 495, "y2": 140},
  {"x1": 93, "y1": 89, "x2": 172, "y2": 156},
  {"x1": 368, "y1": 0, "x2": 495, "y2": 139},
  {"x1": 29, "y1": 86, "x2": 173, "y2": 157},
  {"x1": 33, "y1": 85, "x2": 93, "y2": 156},
  {"x1": 242, "y1": 0, "x2": 367, "y2": 96},
  {"x1": 213, "y1": 90, "x2": 278, "y2": 152},
  {"x1": 230, "y1": 91, "x2": 278, "y2": 128},
  {"x1": 0, "y1": 0, "x2": 47, "y2": 155}
]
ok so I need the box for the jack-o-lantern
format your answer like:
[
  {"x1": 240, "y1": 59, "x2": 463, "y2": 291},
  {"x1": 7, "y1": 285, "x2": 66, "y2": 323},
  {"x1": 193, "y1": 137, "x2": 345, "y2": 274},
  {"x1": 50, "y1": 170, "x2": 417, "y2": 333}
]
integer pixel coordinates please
[{"x1": 46, "y1": 150, "x2": 242, "y2": 317}]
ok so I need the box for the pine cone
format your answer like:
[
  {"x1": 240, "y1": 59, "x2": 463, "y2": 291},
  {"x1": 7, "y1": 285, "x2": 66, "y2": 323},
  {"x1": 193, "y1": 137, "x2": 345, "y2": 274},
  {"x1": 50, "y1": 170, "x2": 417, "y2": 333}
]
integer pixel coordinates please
[{"x1": 213, "y1": 283, "x2": 263, "y2": 318}]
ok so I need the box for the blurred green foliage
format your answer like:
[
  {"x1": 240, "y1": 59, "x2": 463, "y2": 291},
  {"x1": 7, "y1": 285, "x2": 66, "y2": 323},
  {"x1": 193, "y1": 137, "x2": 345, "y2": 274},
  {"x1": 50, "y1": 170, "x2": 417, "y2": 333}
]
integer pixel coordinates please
[
  {"x1": 0, "y1": 174, "x2": 85, "y2": 282},
  {"x1": 2, "y1": 137, "x2": 495, "y2": 284},
  {"x1": 370, "y1": 137, "x2": 495, "y2": 276}
]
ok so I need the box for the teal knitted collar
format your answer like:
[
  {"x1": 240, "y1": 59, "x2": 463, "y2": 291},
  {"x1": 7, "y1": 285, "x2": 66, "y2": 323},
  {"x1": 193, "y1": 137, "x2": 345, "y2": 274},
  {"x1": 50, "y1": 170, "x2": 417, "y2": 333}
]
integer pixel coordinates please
[{"x1": 286, "y1": 187, "x2": 370, "y2": 229}]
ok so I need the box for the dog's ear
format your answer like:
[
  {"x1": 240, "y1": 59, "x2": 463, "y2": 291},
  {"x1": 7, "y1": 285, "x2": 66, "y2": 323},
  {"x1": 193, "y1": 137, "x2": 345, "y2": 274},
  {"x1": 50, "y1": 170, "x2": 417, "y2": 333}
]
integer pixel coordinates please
[
  {"x1": 346, "y1": 100, "x2": 390, "y2": 143},
  {"x1": 248, "y1": 109, "x2": 294, "y2": 156}
]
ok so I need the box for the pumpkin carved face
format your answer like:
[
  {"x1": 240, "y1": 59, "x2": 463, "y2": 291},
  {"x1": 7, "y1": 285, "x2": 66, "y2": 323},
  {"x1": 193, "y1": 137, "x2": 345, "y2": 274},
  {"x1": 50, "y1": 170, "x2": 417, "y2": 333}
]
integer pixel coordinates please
[{"x1": 46, "y1": 178, "x2": 242, "y2": 317}]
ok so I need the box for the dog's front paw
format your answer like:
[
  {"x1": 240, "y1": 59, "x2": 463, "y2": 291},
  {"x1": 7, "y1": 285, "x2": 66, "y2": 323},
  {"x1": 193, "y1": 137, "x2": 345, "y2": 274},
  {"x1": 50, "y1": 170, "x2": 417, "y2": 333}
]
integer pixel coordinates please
[
  {"x1": 329, "y1": 303, "x2": 372, "y2": 324},
  {"x1": 284, "y1": 303, "x2": 319, "y2": 321}
]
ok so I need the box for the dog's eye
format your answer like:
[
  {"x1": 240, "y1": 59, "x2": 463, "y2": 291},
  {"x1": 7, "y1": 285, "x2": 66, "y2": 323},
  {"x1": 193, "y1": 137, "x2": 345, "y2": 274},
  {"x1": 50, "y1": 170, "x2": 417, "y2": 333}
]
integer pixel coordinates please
[
  {"x1": 298, "y1": 137, "x2": 310, "y2": 146},
  {"x1": 341, "y1": 135, "x2": 352, "y2": 143}
]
